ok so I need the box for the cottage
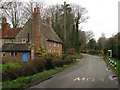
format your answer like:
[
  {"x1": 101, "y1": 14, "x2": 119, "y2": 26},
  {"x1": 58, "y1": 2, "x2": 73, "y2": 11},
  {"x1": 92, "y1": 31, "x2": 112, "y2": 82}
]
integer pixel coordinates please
[{"x1": 0, "y1": 7, "x2": 63, "y2": 62}]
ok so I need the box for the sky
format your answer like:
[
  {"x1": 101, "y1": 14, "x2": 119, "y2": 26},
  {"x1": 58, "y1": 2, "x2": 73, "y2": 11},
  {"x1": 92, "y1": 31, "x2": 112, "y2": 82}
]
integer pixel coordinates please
[
  {"x1": 43, "y1": 0, "x2": 119, "y2": 41},
  {"x1": 0, "y1": 0, "x2": 119, "y2": 41}
]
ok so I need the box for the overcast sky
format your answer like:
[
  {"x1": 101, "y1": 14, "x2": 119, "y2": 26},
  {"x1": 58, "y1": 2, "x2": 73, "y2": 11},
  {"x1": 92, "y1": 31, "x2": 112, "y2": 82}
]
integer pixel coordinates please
[{"x1": 43, "y1": 0, "x2": 119, "y2": 41}]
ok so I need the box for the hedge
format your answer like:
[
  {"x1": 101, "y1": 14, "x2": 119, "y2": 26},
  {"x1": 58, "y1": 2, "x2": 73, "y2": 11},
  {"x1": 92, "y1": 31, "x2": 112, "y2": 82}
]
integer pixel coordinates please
[{"x1": 2, "y1": 55, "x2": 76, "y2": 82}]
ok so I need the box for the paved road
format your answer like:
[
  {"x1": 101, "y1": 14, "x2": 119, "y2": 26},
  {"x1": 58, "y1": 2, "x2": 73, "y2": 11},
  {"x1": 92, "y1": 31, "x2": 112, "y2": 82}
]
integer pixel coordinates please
[{"x1": 30, "y1": 54, "x2": 118, "y2": 88}]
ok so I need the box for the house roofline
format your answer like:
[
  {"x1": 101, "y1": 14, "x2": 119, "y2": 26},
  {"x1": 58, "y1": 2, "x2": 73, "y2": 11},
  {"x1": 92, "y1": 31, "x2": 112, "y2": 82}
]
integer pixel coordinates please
[{"x1": 47, "y1": 39, "x2": 63, "y2": 44}]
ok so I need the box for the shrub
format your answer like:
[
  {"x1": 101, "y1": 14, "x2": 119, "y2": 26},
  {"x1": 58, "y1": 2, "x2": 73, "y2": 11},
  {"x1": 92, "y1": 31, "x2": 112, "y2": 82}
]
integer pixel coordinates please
[
  {"x1": 66, "y1": 48, "x2": 74, "y2": 55},
  {"x1": 20, "y1": 62, "x2": 37, "y2": 77},
  {"x1": 44, "y1": 57, "x2": 55, "y2": 70},
  {"x1": 63, "y1": 55, "x2": 75, "y2": 65},
  {"x1": 2, "y1": 66, "x2": 20, "y2": 81},
  {"x1": 62, "y1": 54, "x2": 66, "y2": 60},
  {"x1": 88, "y1": 50, "x2": 99, "y2": 55},
  {"x1": 53, "y1": 58, "x2": 63, "y2": 67},
  {"x1": 31, "y1": 57, "x2": 46, "y2": 72}
]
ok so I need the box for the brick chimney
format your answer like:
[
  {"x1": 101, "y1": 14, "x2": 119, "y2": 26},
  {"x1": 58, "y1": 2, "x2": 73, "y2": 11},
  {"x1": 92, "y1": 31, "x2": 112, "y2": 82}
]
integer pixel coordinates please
[
  {"x1": 2, "y1": 17, "x2": 9, "y2": 31},
  {"x1": 33, "y1": 7, "x2": 41, "y2": 52}
]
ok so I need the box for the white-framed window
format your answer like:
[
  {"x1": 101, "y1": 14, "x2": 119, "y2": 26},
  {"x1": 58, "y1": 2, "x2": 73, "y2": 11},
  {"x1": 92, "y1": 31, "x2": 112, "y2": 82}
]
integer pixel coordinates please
[
  {"x1": 10, "y1": 52, "x2": 18, "y2": 56},
  {"x1": 53, "y1": 42, "x2": 56, "y2": 47},
  {"x1": 49, "y1": 42, "x2": 51, "y2": 46},
  {"x1": 10, "y1": 52, "x2": 14, "y2": 56},
  {"x1": 22, "y1": 38, "x2": 26, "y2": 43},
  {"x1": 2, "y1": 52, "x2": 6, "y2": 57},
  {"x1": 14, "y1": 52, "x2": 18, "y2": 56},
  {"x1": 58, "y1": 43, "x2": 60, "y2": 47}
]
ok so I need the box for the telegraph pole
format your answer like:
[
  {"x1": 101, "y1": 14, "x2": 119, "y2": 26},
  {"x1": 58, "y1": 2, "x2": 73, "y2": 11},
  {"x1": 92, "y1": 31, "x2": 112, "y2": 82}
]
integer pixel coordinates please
[{"x1": 64, "y1": 2, "x2": 66, "y2": 42}]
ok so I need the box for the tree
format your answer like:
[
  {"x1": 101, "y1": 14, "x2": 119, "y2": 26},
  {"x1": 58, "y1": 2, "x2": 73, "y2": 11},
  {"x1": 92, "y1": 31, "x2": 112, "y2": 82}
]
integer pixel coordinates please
[
  {"x1": 2, "y1": 1, "x2": 24, "y2": 28},
  {"x1": 85, "y1": 31, "x2": 94, "y2": 49},
  {"x1": 97, "y1": 33, "x2": 106, "y2": 50},
  {"x1": 79, "y1": 30, "x2": 87, "y2": 51},
  {"x1": 1, "y1": 1, "x2": 44, "y2": 28},
  {"x1": 88, "y1": 38, "x2": 96, "y2": 50}
]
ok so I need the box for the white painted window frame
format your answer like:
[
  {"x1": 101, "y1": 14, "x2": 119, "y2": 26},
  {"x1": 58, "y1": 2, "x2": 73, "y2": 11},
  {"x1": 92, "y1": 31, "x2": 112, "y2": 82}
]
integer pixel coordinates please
[
  {"x1": 54, "y1": 42, "x2": 56, "y2": 47},
  {"x1": 2, "y1": 52, "x2": 6, "y2": 57},
  {"x1": 49, "y1": 42, "x2": 51, "y2": 46}
]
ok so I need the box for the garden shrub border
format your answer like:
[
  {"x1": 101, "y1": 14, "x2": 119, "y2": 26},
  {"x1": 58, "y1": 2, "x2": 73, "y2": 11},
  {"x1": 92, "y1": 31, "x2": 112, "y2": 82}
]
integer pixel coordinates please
[{"x1": 2, "y1": 61, "x2": 78, "y2": 89}]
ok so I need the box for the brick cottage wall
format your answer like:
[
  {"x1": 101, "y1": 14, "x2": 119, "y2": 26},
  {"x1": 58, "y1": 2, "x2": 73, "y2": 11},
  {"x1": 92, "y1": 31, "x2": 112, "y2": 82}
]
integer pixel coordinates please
[
  {"x1": 2, "y1": 52, "x2": 31, "y2": 62},
  {"x1": 46, "y1": 41, "x2": 62, "y2": 56}
]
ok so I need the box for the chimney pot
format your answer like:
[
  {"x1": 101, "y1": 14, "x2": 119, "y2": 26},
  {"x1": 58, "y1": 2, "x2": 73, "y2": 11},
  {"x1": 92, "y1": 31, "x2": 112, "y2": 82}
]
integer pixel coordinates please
[
  {"x1": 5, "y1": 18, "x2": 7, "y2": 23},
  {"x1": 37, "y1": 7, "x2": 39, "y2": 12},
  {"x1": 34, "y1": 8, "x2": 36, "y2": 12}
]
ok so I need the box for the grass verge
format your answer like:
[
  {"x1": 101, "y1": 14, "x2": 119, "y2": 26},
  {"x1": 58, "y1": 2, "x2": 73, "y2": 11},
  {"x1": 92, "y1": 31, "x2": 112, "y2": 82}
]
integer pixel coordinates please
[
  {"x1": 2, "y1": 61, "x2": 78, "y2": 89},
  {"x1": 76, "y1": 54, "x2": 83, "y2": 59},
  {"x1": 103, "y1": 56, "x2": 120, "y2": 79}
]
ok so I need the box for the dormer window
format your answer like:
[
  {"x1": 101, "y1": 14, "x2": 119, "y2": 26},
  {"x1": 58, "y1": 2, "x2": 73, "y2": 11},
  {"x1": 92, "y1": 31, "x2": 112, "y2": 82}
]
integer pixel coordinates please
[{"x1": 22, "y1": 38, "x2": 26, "y2": 43}]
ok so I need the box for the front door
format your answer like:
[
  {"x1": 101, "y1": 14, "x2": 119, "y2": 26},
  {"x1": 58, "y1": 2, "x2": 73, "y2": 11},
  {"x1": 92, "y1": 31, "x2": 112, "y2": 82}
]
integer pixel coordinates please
[{"x1": 23, "y1": 52, "x2": 28, "y2": 62}]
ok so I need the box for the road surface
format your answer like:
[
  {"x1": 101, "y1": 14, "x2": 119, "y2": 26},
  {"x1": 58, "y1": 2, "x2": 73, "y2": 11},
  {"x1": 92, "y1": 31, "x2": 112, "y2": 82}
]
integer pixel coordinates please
[{"x1": 29, "y1": 54, "x2": 119, "y2": 88}]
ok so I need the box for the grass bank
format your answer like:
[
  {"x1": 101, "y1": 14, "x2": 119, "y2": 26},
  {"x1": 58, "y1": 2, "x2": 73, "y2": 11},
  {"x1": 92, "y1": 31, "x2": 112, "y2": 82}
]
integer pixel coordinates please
[
  {"x1": 2, "y1": 61, "x2": 78, "y2": 89},
  {"x1": 76, "y1": 54, "x2": 83, "y2": 59},
  {"x1": 103, "y1": 56, "x2": 120, "y2": 79}
]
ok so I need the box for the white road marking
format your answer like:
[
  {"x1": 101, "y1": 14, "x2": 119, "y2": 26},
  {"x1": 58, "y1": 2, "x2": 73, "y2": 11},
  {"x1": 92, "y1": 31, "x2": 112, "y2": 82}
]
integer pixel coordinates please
[
  {"x1": 86, "y1": 78, "x2": 89, "y2": 81},
  {"x1": 74, "y1": 77, "x2": 80, "y2": 81},
  {"x1": 74, "y1": 77, "x2": 95, "y2": 82},
  {"x1": 82, "y1": 77, "x2": 85, "y2": 81}
]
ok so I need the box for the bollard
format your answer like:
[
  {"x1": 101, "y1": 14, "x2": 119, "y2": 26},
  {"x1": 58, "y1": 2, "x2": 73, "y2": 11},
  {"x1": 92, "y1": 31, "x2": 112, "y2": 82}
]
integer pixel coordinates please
[
  {"x1": 109, "y1": 58, "x2": 111, "y2": 63},
  {"x1": 112, "y1": 60, "x2": 114, "y2": 67},
  {"x1": 110, "y1": 59, "x2": 112, "y2": 66}
]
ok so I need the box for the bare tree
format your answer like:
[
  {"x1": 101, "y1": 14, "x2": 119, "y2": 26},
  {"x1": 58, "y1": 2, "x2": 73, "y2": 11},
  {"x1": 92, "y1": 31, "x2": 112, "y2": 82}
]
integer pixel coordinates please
[
  {"x1": 1, "y1": 1, "x2": 25, "y2": 28},
  {"x1": 86, "y1": 30, "x2": 94, "y2": 43},
  {"x1": 1, "y1": 1, "x2": 45, "y2": 28},
  {"x1": 71, "y1": 3, "x2": 89, "y2": 25}
]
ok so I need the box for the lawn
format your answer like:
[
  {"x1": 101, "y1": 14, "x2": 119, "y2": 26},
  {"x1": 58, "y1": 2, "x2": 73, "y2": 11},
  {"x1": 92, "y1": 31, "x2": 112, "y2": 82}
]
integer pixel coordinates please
[
  {"x1": 76, "y1": 54, "x2": 83, "y2": 59},
  {"x1": 0, "y1": 62, "x2": 22, "y2": 70}
]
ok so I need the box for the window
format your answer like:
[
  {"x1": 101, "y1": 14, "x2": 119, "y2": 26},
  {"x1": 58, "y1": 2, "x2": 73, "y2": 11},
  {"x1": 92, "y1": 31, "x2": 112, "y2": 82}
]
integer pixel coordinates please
[
  {"x1": 22, "y1": 38, "x2": 26, "y2": 43},
  {"x1": 49, "y1": 42, "x2": 51, "y2": 46},
  {"x1": 2, "y1": 52, "x2": 6, "y2": 57},
  {"x1": 14, "y1": 52, "x2": 18, "y2": 56},
  {"x1": 58, "y1": 43, "x2": 60, "y2": 47},
  {"x1": 53, "y1": 42, "x2": 56, "y2": 47},
  {"x1": 10, "y1": 52, "x2": 14, "y2": 56},
  {"x1": 48, "y1": 50, "x2": 51, "y2": 52},
  {"x1": 10, "y1": 52, "x2": 18, "y2": 56}
]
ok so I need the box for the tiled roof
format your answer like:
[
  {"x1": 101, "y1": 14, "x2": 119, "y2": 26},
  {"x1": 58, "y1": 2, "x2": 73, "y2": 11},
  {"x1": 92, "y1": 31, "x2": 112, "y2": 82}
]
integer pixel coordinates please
[
  {"x1": 41, "y1": 23, "x2": 63, "y2": 43},
  {"x1": 1, "y1": 43, "x2": 32, "y2": 51},
  {"x1": 1, "y1": 28, "x2": 22, "y2": 39}
]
